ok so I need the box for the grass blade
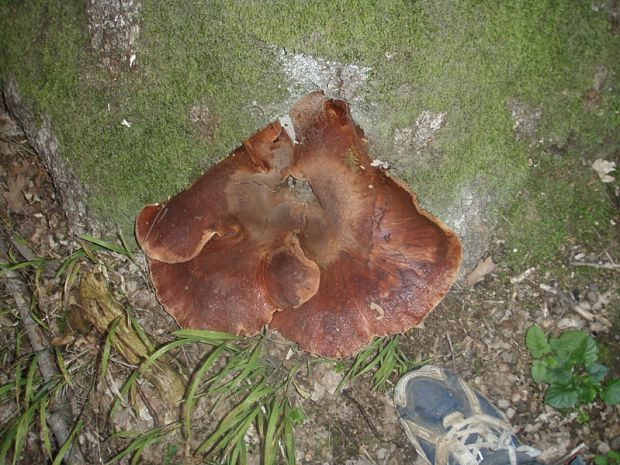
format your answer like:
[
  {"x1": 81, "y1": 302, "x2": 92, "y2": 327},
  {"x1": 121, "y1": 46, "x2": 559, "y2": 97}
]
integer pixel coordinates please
[
  {"x1": 78, "y1": 233, "x2": 131, "y2": 257},
  {"x1": 100, "y1": 317, "x2": 122, "y2": 380},
  {"x1": 25, "y1": 353, "x2": 41, "y2": 408},
  {"x1": 55, "y1": 347, "x2": 72, "y2": 386},
  {"x1": 118, "y1": 231, "x2": 135, "y2": 258},
  {"x1": 39, "y1": 398, "x2": 53, "y2": 459},
  {"x1": 12, "y1": 403, "x2": 35, "y2": 465},
  {"x1": 110, "y1": 370, "x2": 140, "y2": 420},
  {"x1": 0, "y1": 423, "x2": 17, "y2": 465},
  {"x1": 172, "y1": 328, "x2": 240, "y2": 342},
  {"x1": 0, "y1": 258, "x2": 46, "y2": 271},
  {"x1": 210, "y1": 343, "x2": 263, "y2": 396},
  {"x1": 105, "y1": 426, "x2": 172, "y2": 465},
  {"x1": 263, "y1": 397, "x2": 283, "y2": 465},
  {"x1": 212, "y1": 405, "x2": 261, "y2": 458},
  {"x1": 130, "y1": 315, "x2": 154, "y2": 352},
  {"x1": 195, "y1": 382, "x2": 274, "y2": 455},
  {"x1": 14, "y1": 364, "x2": 22, "y2": 407},
  {"x1": 141, "y1": 339, "x2": 195, "y2": 371},
  {"x1": 283, "y1": 403, "x2": 295, "y2": 465},
  {"x1": 51, "y1": 418, "x2": 83, "y2": 465},
  {"x1": 183, "y1": 344, "x2": 227, "y2": 438},
  {"x1": 76, "y1": 238, "x2": 98, "y2": 264}
]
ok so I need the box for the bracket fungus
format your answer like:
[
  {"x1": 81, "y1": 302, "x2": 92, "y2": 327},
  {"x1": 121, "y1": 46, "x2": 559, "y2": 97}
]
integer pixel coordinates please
[{"x1": 136, "y1": 92, "x2": 462, "y2": 358}]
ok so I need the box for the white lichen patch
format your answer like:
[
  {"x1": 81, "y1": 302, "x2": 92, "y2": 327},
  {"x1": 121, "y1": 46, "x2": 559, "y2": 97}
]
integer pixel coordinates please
[
  {"x1": 277, "y1": 49, "x2": 371, "y2": 104},
  {"x1": 393, "y1": 111, "x2": 446, "y2": 157},
  {"x1": 592, "y1": 158, "x2": 616, "y2": 183},
  {"x1": 86, "y1": 0, "x2": 142, "y2": 74},
  {"x1": 509, "y1": 100, "x2": 543, "y2": 146}
]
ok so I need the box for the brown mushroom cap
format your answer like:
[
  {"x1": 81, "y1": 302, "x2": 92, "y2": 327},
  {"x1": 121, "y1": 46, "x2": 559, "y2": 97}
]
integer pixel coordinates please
[{"x1": 136, "y1": 91, "x2": 461, "y2": 357}]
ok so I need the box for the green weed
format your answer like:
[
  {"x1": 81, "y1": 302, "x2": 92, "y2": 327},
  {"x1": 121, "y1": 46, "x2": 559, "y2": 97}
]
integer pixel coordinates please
[
  {"x1": 525, "y1": 325, "x2": 620, "y2": 409},
  {"x1": 595, "y1": 450, "x2": 620, "y2": 465}
]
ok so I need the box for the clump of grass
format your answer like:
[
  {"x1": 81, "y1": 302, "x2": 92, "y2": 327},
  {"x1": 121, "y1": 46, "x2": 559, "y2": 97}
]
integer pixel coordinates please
[
  {"x1": 339, "y1": 335, "x2": 421, "y2": 391},
  {"x1": 3, "y1": 231, "x2": 305, "y2": 464},
  {"x1": 0, "y1": 350, "x2": 80, "y2": 465},
  {"x1": 0, "y1": 232, "x2": 137, "y2": 464},
  {"x1": 109, "y1": 329, "x2": 300, "y2": 465}
]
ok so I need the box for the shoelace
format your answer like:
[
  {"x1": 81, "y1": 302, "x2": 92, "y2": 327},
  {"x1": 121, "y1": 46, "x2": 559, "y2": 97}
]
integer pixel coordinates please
[{"x1": 440, "y1": 412, "x2": 541, "y2": 465}]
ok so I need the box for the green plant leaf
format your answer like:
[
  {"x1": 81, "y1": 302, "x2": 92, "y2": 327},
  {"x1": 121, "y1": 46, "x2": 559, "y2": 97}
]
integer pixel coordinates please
[
  {"x1": 583, "y1": 336, "x2": 599, "y2": 368},
  {"x1": 551, "y1": 330, "x2": 587, "y2": 366},
  {"x1": 531, "y1": 360, "x2": 549, "y2": 384},
  {"x1": 163, "y1": 443, "x2": 178, "y2": 465},
  {"x1": 283, "y1": 409, "x2": 295, "y2": 465},
  {"x1": 544, "y1": 383, "x2": 578, "y2": 409},
  {"x1": 601, "y1": 379, "x2": 620, "y2": 405},
  {"x1": 576, "y1": 382, "x2": 598, "y2": 404},
  {"x1": 288, "y1": 407, "x2": 306, "y2": 427},
  {"x1": 546, "y1": 367, "x2": 573, "y2": 385},
  {"x1": 587, "y1": 363, "x2": 609, "y2": 383},
  {"x1": 78, "y1": 233, "x2": 133, "y2": 258},
  {"x1": 594, "y1": 455, "x2": 609, "y2": 465},
  {"x1": 39, "y1": 399, "x2": 52, "y2": 459},
  {"x1": 608, "y1": 451, "x2": 620, "y2": 462},
  {"x1": 525, "y1": 325, "x2": 551, "y2": 359},
  {"x1": 100, "y1": 317, "x2": 122, "y2": 380}
]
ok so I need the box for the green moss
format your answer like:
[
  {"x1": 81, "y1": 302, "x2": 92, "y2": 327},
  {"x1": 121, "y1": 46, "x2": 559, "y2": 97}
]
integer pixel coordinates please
[
  {"x1": 1, "y1": 1, "x2": 287, "y2": 236},
  {"x1": 1, "y1": 0, "x2": 618, "y2": 265},
  {"x1": 502, "y1": 154, "x2": 615, "y2": 266}
]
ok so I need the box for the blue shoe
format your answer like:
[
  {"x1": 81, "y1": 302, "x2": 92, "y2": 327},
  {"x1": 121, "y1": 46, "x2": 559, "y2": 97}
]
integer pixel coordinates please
[{"x1": 394, "y1": 366, "x2": 541, "y2": 465}]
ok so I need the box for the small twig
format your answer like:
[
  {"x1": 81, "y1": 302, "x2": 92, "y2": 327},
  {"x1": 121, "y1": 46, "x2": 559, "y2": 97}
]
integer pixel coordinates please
[
  {"x1": 569, "y1": 261, "x2": 620, "y2": 270},
  {"x1": 509, "y1": 267, "x2": 536, "y2": 284},
  {"x1": 446, "y1": 332, "x2": 457, "y2": 373},
  {"x1": 571, "y1": 305, "x2": 595, "y2": 322}
]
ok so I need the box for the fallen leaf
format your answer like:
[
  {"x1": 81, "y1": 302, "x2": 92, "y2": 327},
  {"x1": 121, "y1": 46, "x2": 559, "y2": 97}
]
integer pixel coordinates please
[
  {"x1": 3, "y1": 160, "x2": 37, "y2": 213},
  {"x1": 592, "y1": 158, "x2": 616, "y2": 183},
  {"x1": 51, "y1": 335, "x2": 76, "y2": 346},
  {"x1": 466, "y1": 256, "x2": 496, "y2": 287}
]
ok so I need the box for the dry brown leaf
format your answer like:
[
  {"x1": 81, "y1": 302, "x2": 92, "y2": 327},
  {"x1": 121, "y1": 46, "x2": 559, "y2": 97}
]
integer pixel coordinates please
[
  {"x1": 4, "y1": 173, "x2": 29, "y2": 213},
  {"x1": 50, "y1": 335, "x2": 75, "y2": 346},
  {"x1": 466, "y1": 256, "x2": 497, "y2": 287}
]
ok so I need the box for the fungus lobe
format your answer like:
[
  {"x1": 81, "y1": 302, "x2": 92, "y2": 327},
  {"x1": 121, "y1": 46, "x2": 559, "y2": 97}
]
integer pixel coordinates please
[{"x1": 136, "y1": 92, "x2": 461, "y2": 358}]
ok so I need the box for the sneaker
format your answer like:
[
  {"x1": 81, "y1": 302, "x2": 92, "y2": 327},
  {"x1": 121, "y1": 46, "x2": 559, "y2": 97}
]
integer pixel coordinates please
[{"x1": 394, "y1": 366, "x2": 541, "y2": 465}]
